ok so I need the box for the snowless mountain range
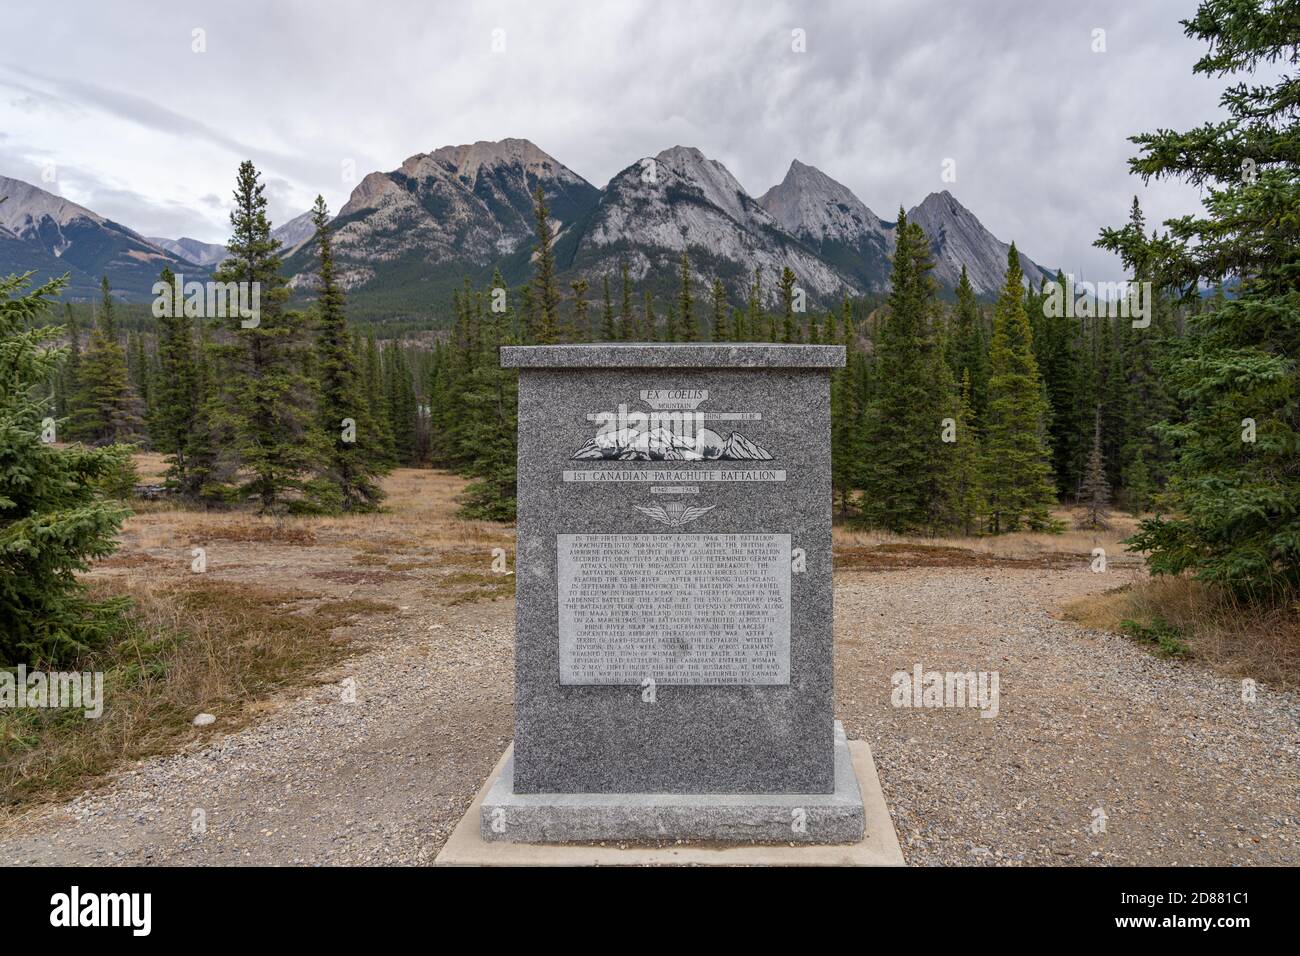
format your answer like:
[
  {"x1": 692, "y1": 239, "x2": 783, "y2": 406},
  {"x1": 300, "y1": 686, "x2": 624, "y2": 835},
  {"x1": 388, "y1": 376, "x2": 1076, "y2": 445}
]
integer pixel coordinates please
[{"x1": 0, "y1": 140, "x2": 1053, "y2": 308}]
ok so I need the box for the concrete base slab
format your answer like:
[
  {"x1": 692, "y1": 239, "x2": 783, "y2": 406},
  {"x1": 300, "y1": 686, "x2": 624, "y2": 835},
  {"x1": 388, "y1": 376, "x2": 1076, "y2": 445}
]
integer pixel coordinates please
[
  {"x1": 479, "y1": 721, "x2": 864, "y2": 845},
  {"x1": 435, "y1": 731, "x2": 904, "y2": 867}
]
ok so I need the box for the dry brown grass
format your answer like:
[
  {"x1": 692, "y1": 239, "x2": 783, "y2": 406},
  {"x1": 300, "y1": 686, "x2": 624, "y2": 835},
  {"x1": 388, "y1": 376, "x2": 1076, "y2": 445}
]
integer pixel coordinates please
[
  {"x1": 832, "y1": 509, "x2": 1142, "y2": 562},
  {"x1": 1064, "y1": 576, "x2": 1300, "y2": 688},
  {"x1": 831, "y1": 510, "x2": 1144, "y2": 573},
  {"x1": 0, "y1": 577, "x2": 389, "y2": 806},
  {"x1": 0, "y1": 462, "x2": 513, "y2": 807},
  {"x1": 131, "y1": 452, "x2": 169, "y2": 483}
]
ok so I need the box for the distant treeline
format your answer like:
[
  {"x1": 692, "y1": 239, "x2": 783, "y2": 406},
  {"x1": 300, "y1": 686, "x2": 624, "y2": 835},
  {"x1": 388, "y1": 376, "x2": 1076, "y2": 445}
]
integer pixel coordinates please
[{"x1": 47, "y1": 171, "x2": 1203, "y2": 536}]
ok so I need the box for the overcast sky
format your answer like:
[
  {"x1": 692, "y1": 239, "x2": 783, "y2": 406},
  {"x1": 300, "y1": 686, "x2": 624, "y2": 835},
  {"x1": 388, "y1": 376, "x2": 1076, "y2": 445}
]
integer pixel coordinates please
[{"x1": 1, "y1": 0, "x2": 1227, "y2": 279}]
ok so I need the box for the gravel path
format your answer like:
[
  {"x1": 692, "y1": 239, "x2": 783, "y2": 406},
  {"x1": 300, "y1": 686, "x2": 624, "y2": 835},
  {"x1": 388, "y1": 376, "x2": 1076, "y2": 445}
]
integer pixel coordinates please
[{"x1": 2, "y1": 563, "x2": 1296, "y2": 865}]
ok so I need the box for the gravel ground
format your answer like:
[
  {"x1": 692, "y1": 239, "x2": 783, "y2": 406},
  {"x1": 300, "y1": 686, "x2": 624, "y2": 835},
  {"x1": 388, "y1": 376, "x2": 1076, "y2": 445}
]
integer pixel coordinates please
[
  {"x1": 2, "y1": 563, "x2": 1296, "y2": 866},
  {"x1": 0, "y1": 600, "x2": 514, "y2": 866},
  {"x1": 837, "y1": 566, "x2": 1300, "y2": 865}
]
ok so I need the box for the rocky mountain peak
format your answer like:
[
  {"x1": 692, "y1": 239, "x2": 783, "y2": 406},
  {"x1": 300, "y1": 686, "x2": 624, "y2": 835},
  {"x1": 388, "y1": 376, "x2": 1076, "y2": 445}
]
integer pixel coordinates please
[{"x1": 758, "y1": 159, "x2": 889, "y2": 245}]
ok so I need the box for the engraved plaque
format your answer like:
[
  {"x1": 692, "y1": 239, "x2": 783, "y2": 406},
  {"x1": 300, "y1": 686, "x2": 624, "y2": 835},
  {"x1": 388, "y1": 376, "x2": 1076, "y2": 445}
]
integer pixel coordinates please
[{"x1": 558, "y1": 532, "x2": 791, "y2": 685}]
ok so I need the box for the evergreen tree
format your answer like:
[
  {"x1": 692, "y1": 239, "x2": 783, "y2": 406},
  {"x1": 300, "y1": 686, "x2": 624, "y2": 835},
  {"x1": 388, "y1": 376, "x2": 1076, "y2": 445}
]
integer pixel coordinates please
[
  {"x1": 677, "y1": 249, "x2": 698, "y2": 341},
  {"x1": 642, "y1": 291, "x2": 657, "y2": 341},
  {"x1": 531, "y1": 186, "x2": 560, "y2": 344},
  {"x1": 600, "y1": 273, "x2": 616, "y2": 341},
  {"x1": 0, "y1": 271, "x2": 130, "y2": 666},
  {"x1": 951, "y1": 370, "x2": 985, "y2": 536},
  {"x1": 710, "y1": 279, "x2": 729, "y2": 341},
  {"x1": 457, "y1": 275, "x2": 519, "y2": 521},
  {"x1": 1103, "y1": 1, "x2": 1300, "y2": 598},
  {"x1": 363, "y1": 330, "x2": 396, "y2": 465},
  {"x1": 310, "y1": 196, "x2": 386, "y2": 512},
  {"x1": 830, "y1": 331, "x2": 866, "y2": 517},
  {"x1": 518, "y1": 284, "x2": 537, "y2": 345},
  {"x1": 949, "y1": 265, "x2": 990, "y2": 422},
  {"x1": 67, "y1": 277, "x2": 141, "y2": 445},
  {"x1": 385, "y1": 341, "x2": 418, "y2": 465},
  {"x1": 664, "y1": 303, "x2": 679, "y2": 342},
  {"x1": 187, "y1": 319, "x2": 219, "y2": 497},
  {"x1": 127, "y1": 330, "x2": 151, "y2": 421},
  {"x1": 746, "y1": 266, "x2": 764, "y2": 342},
  {"x1": 56, "y1": 304, "x2": 81, "y2": 420},
  {"x1": 1035, "y1": 270, "x2": 1088, "y2": 496},
  {"x1": 619, "y1": 259, "x2": 636, "y2": 341},
  {"x1": 981, "y1": 244, "x2": 1059, "y2": 533},
  {"x1": 210, "y1": 161, "x2": 326, "y2": 513},
  {"x1": 862, "y1": 212, "x2": 953, "y2": 531},
  {"x1": 778, "y1": 267, "x2": 797, "y2": 343},
  {"x1": 151, "y1": 266, "x2": 208, "y2": 497},
  {"x1": 1078, "y1": 408, "x2": 1112, "y2": 529},
  {"x1": 569, "y1": 279, "x2": 590, "y2": 342}
]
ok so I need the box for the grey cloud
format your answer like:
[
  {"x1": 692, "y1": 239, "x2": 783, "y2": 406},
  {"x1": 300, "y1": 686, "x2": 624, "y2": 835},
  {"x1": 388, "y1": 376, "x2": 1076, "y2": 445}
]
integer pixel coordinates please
[{"x1": 0, "y1": 0, "x2": 1221, "y2": 276}]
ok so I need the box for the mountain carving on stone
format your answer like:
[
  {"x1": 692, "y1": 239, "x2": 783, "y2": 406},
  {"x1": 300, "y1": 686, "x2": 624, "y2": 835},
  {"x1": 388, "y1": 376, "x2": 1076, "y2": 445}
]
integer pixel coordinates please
[{"x1": 571, "y1": 425, "x2": 772, "y2": 461}]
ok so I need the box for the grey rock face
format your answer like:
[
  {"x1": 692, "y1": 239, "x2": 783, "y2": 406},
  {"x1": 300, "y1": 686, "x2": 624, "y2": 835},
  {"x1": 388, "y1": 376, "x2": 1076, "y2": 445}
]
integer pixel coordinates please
[
  {"x1": 568, "y1": 146, "x2": 858, "y2": 305},
  {"x1": 907, "y1": 190, "x2": 1054, "y2": 295},
  {"x1": 147, "y1": 236, "x2": 228, "y2": 267},
  {"x1": 0, "y1": 175, "x2": 192, "y2": 298},
  {"x1": 321, "y1": 138, "x2": 600, "y2": 289},
  {"x1": 758, "y1": 159, "x2": 894, "y2": 292}
]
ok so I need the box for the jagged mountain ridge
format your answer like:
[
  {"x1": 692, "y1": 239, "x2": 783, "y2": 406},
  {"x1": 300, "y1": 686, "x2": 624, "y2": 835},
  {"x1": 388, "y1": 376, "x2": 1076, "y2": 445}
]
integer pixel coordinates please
[
  {"x1": 0, "y1": 174, "x2": 195, "y2": 298},
  {"x1": 757, "y1": 161, "x2": 1052, "y2": 296},
  {"x1": 300, "y1": 140, "x2": 1054, "y2": 309},
  {"x1": 557, "y1": 146, "x2": 852, "y2": 304},
  {"x1": 283, "y1": 137, "x2": 601, "y2": 292},
  {"x1": 1, "y1": 139, "x2": 1055, "y2": 307}
]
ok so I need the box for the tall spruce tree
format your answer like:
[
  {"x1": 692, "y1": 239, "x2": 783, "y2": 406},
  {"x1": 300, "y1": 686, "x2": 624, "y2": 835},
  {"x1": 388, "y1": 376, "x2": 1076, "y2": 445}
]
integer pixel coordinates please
[
  {"x1": 151, "y1": 266, "x2": 208, "y2": 496},
  {"x1": 747, "y1": 266, "x2": 764, "y2": 341},
  {"x1": 457, "y1": 275, "x2": 519, "y2": 521},
  {"x1": 310, "y1": 196, "x2": 386, "y2": 511},
  {"x1": 211, "y1": 161, "x2": 326, "y2": 513},
  {"x1": 981, "y1": 244, "x2": 1059, "y2": 533},
  {"x1": 1103, "y1": 0, "x2": 1300, "y2": 598},
  {"x1": 862, "y1": 212, "x2": 953, "y2": 531},
  {"x1": 642, "y1": 291, "x2": 657, "y2": 341},
  {"x1": 830, "y1": 330, "x2": 867, "y2": 517},
  {"x1": 951, "y1": 371, "x2": 985, "y2": 535},
  {"x1": 531, "y1": 186, "x2": 560, "y2": 345},
  {"x1": 384, "y1": 341, "x2": 418, "y2": 465},
  {"x1": 1, "y1": 272, "x2": 130, "y2": 666},
  {"x1": 949, "y1": 265, "x2": 990, "y2": 423},
  {"x1": 678, "y1": 250, "x2": 698, "y2": 341}
]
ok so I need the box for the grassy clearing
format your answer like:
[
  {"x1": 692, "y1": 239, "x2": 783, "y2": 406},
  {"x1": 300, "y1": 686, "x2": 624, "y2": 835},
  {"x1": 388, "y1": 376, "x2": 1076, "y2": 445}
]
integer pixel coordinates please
[
  {"x1": 1064, "y1": 576, "x2": 1300, "y2": 687},
  {"x1": 0, "y1": 463, "x2": 510, "y2": 809},
  {"x1": 0, "y1": 578, "x2": 390, "y2": 807}
]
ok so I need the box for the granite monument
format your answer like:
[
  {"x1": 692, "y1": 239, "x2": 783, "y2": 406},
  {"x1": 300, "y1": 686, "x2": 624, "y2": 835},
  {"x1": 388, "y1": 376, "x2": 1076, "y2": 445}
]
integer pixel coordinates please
[{"x1": 470, "y1": 343, "x2": 867, "y2": 845}]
